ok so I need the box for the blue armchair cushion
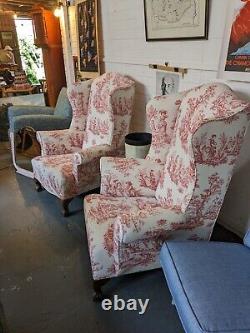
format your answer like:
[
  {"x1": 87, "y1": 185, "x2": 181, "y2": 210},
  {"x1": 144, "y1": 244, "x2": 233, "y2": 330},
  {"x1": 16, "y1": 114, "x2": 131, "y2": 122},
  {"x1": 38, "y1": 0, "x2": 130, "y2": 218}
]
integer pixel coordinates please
[
  {"x1": 9, "y1": 115, "x2": 71, "y2": 132},
  {"x1": 54, "y1": 87, "x2": 72, "y2": 119},
  {"x1": 160, "y1": 241, "x2": 250, "y2": 333}
]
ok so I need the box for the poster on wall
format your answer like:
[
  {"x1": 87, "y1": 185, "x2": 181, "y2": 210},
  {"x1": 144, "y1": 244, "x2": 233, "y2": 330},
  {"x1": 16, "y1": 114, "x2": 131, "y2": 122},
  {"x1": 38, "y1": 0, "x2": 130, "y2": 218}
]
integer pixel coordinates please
[
  {"x1": 76, "y1": 0, "x2": 100, "y2": 79},
  {"x1": 156, "y1": 72, "x2": 179, "y2": 96},
  {"x1": 218, "y1": 0, "x2": 250, "y2": 82},
  {"x1": 144, "y1": 0, "x2": 209, "y2": 41}
]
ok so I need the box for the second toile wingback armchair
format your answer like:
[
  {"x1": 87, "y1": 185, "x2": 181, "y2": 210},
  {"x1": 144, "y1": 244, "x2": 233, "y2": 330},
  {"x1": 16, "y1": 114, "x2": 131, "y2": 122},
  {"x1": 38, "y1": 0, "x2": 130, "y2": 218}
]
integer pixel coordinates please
[
  {"x1": 83, "y1": 83, "x2": 250, "y2": 299},
  {"x1": 32, "y1": 72, "x2": 135, "y2": 216}
]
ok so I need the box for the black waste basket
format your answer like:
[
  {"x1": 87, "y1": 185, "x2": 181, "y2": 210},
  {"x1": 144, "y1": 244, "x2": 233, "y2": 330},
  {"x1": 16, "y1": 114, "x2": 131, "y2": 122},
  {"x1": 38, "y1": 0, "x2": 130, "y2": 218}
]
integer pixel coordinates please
[{"x1": 125, "y1": 132, "x2": 152, "y2": 159}]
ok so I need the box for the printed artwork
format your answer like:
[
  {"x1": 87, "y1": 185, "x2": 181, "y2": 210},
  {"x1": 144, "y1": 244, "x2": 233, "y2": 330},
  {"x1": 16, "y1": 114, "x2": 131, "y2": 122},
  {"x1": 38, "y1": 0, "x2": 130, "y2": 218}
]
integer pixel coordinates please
[
  {"x1": 144, "y1": 0, "x2": 209, "y2": 40},
  {"x1": 156, "y1": 72, "x2": 179, "y2": 96},
  {"x1": 218, "y1": 0, "x2": 250, "y2": 82},
  {"x1": 77, "y1": 0, "x2": 99, "y2": 74},
  {"x1": 225, "y1": 1, "x2": 250, "y2": 73}
]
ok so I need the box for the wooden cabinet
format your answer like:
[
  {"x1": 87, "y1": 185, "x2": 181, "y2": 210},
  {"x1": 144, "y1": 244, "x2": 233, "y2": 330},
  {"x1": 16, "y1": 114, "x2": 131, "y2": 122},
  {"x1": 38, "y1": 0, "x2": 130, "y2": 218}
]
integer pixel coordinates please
[{"x1": 32, "y1": 7, "x2": 66, "y2": 107}]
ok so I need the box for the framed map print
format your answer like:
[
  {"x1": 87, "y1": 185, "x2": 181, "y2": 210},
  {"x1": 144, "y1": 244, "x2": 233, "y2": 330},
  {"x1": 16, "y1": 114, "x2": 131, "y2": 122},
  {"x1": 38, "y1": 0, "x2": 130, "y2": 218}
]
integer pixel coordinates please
[
  {"x1": 218, "y1": 0, "x2": 250, "y2": 82},
  {"x1": 144, "y1": 0, "x2": 209, "y2": 41},
  {"x1": 76, "y1": 0, "x2": 100, "y2": 79}
]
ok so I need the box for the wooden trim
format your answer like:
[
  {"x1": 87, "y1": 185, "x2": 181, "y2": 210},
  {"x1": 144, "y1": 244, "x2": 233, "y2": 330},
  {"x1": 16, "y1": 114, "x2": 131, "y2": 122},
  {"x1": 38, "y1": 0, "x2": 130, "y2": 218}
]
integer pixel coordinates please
[{"x1": 149, "y1": 63, "x2": 188, "y2": 78}]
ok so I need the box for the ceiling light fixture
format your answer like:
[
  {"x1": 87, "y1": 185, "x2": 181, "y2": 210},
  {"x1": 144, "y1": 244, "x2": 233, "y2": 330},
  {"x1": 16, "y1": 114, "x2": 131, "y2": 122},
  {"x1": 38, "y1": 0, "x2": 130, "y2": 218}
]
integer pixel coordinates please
[{"x1": 54, "y1": 2, "x2": 63, "y2": 18}]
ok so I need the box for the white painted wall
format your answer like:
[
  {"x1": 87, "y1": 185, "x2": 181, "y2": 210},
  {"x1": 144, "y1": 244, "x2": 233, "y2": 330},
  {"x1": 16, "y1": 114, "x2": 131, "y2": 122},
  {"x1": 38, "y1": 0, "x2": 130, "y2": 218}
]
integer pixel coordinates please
[{"x1": 64, "y1": 0, "x2": 250, "y2": 237}]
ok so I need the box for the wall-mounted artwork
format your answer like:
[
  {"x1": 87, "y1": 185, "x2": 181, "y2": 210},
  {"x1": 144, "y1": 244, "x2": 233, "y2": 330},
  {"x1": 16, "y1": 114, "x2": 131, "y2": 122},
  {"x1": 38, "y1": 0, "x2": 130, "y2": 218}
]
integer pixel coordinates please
[
  {"x1": 156, "y1": 72, "x2": 179, "y2": 96},
  {"x1": 76, "y1": 0, "x2": 100, "y2": 79},
  {"x1": 0, "y1": 32, "x2": 17, "y2": 49},
  {"x1": 218, "y1": 0, "x2": 250, "y2": 82},
  {"x1": 144, "y1": 0, "x2": 209, "y2": 41}
]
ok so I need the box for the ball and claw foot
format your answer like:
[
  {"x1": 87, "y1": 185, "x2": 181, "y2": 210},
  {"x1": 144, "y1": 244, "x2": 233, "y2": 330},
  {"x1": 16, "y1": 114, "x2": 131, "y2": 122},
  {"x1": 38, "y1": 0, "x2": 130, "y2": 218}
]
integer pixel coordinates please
[
  {"x1": 92, "y1": 279, "x2": 109, "y2": 302},
  {"x1": 93, "y1": 290, "x2": 105, "y2": 302},
  {"x1": 61, "y1": 199, "x2": 72, "y2": 217},
  {"x1": 34, "y1": 179, "x2": 44, "y2": 192}
]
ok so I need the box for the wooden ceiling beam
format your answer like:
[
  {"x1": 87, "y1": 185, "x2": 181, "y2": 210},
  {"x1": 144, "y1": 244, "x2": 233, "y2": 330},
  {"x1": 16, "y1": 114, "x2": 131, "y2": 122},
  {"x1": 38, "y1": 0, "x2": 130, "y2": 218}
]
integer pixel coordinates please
[
  {"x1": 0, "y1": 0, "x2": 58, "y2": 10},
  {"x1": 6, "y1": 0, "x2": 57, "y2": 4},
  {"x1": 0, "y1": 4, "x2": 32, "y2": 10}
]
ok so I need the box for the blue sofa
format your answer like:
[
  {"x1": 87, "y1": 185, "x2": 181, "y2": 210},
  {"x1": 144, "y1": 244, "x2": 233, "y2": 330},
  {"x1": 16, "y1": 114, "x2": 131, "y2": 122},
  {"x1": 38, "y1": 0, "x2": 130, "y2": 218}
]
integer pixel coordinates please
[
  {"x1": 160, "y1": 230, "x2": 250, "y2": 333},
  {"x1": 8, "y1": 87, "x2": 72, "y2": 133}
]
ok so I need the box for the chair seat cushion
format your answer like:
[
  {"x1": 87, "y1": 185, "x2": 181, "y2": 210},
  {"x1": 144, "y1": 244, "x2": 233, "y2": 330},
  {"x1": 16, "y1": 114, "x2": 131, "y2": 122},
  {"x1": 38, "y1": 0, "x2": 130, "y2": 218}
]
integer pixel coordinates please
[{"x1": 160, "y1": 241, "x2": 250, "y2": 333}]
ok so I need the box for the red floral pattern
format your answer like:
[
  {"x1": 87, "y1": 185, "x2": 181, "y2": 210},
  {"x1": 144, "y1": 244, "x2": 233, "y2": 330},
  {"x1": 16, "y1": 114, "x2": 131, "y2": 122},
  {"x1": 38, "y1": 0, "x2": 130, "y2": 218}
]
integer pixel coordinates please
[
  {"x1": 83, "y1": 72, "x2": 135, "y2": 148},
  {"x1": 100, "y1": 157, "x2": 163, "y2": 197},
  {"x1": 67, "y1": 80, "x2": 92, "y2": 131},
  {"x1": 146, "y1": 92, "x2": 185, "y2": 163},
  {"x1": 84, "y1": 83, "x2": 250, "y2": 281},
  {"x1": 32, "y1": 72, "x2": 135, "y2": 200}
]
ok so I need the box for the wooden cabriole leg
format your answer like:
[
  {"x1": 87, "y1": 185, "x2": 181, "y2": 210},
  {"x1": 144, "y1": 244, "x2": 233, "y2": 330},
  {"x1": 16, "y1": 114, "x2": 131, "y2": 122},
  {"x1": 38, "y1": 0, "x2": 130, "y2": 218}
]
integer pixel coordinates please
[
  {"x1": 34, "y1": 179, "x2": 44, "y2": 192},
  {"x1": 61, "y1": 198, "x2": 73, "y2": 217},
  {"x1": 93, "y1": 278, "x2": 110, "y2": 302}
]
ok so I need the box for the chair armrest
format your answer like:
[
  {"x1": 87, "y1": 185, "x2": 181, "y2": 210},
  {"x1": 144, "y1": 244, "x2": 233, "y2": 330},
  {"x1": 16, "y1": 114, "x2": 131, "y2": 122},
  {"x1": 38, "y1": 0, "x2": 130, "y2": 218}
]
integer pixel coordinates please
[
  {"x1": 8, "y1": 105, "x2": 54, "y2": 121},
  {"x1": 73, "y1": 144, "x2": 113, "y2": 184},
  {"x1": 37, "y1": 129, "x2": 84, "y2": 156},
  {"x1": 74, "y1": 145, "x2": 113, "y2": 166},
  {"x1": 243, "y1": 229, "x2": 250, "y2": 248},
  {"x1": 100, "y1": 157, "x2": 163, "y2": 197},
  {"x1": 113, "y1": 199, "x2": 183, "y2": 244},
  {"x1": 9, "y1": 115, "x2": 71, "y2": 133}
]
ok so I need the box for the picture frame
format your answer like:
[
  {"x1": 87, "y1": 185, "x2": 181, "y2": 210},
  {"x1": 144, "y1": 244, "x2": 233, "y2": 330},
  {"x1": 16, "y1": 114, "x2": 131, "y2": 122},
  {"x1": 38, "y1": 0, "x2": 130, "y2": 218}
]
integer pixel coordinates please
[
  {"x1": 0, "y1": 31, "x2": 17, "y2": 49},
  {"x1": 144, "y1": 0, "x2": 209, "y2": 41},
  {"x1": 156, "y1": 71, "x2": 179, "y2": 96},
  {"x1": 218, "y1": 0, "x2": 250, "y2": 82},
  {"x1": 75, "y1": 0, "x2": 100, "y2": 79}
]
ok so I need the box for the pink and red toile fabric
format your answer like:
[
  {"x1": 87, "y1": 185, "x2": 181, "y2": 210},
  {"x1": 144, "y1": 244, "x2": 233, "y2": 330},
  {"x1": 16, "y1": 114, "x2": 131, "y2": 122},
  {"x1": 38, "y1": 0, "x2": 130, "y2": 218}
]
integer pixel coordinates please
[
  {"x1": 84, "y1": 83, "x2": 250, "y2": 281},
  {"x1": 32, "y1": 73, "x2": 135, "y2": 200}
]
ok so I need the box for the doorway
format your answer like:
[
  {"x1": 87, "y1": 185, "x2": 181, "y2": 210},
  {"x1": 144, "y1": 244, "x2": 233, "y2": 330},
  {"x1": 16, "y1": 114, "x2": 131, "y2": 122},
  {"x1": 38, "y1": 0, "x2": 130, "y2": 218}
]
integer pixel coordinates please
[{"x1": 15, "y1": 18, "x2": 45, "y2": 87}]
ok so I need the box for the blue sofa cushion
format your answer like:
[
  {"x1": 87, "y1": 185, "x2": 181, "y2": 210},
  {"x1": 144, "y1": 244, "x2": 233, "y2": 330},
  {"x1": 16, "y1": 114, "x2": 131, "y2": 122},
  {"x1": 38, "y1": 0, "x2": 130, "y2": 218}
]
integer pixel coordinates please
[{"x1": 160, "y1": 241, "x2": 250, "y2": 333}]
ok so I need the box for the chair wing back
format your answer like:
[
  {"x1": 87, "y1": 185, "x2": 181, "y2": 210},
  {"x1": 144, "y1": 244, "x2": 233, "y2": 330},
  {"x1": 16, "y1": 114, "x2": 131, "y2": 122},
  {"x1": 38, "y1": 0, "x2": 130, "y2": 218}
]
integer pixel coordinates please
[
  {"x1": 110, "y1": 81, "x2": 135, "y2": 149},
  {"x1": 156, "y1": 83, "x2": 250, "y2": 217},
  {"x1": 83, "y1": 72, "x2": 135, "y2": 148},
  {"x1": 54, "y1": 87, "x2": 73, "y2": 119},
  {"x1": 67, "y1": 80, "x2": 93, "y2": 131},
  {"x1": 146, "y1": 92, "x2": 186, "y2": 164}
]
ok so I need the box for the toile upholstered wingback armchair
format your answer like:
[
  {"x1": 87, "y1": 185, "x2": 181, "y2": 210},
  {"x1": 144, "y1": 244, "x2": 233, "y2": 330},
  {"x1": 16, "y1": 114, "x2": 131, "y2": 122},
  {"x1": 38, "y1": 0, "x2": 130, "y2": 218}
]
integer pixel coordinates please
[
  {"x1": 32, "y1": 72, "x2": 135, "y2": 216},
  {"x1": 84, "y1": 83, "x2": 250, "y2": 299}
]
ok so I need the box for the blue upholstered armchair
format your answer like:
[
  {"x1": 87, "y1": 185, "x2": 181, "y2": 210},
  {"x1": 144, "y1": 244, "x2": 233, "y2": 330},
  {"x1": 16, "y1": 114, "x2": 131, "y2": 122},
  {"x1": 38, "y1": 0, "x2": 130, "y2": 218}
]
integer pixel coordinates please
[
  {"x1": 8, "y1": 87, "x2": 72, "y2": 133},
  {"x1": 8, "y1": 87, "x2": 72, "y2": 177},
  {"x1": 160, "y1": 229, "x2": 250, "y2": 333}
]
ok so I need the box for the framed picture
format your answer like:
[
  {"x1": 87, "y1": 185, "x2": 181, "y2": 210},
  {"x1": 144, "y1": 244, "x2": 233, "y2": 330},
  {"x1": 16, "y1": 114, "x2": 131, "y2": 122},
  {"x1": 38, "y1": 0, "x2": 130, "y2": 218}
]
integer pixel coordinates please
[
  {"x1": 218, "y1": 0, "x2": 250, "y2": 82},
  {"x1": 0, "y1": 32, "x2": 17, "y2": 49},
  {"x1": 75, "y1": 0, "x2": 100, "y2": 79},
  {"x1": 144, "y1": 0, "x2": 209, "y2": 41},
  {"x1": 156, "y1": 71, "x2": 179, "y2": 96}
]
